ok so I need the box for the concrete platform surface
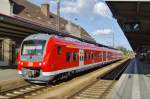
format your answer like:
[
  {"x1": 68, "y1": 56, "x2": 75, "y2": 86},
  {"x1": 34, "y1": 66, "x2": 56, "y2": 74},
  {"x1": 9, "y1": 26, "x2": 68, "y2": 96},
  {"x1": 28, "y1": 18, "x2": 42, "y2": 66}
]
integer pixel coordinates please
[
  {"x1": 0, "y1": 65, "x2": 20, "y2": 81},
  {"x1": 0, "y1": 69, "x2": 20, "y2": 81},
  {"x1": 0, "y1": 66, "x2": 30, "y2": 93},
  {"x1": 106, "y1": 58, "x2": 150, "y2": 99}
]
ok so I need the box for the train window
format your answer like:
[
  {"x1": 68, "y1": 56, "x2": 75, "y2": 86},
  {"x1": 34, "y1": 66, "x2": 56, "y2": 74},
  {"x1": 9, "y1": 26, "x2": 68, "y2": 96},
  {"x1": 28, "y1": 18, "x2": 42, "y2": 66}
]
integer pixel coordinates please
[
  {"x1": 66, "y1": 52, "x2": 71, "y2": 62},
  {"x1": 97, "y1": 53, "x2": 99, "y2": 59},
  {"x1": 21, "y1": 40, "x2": 46, "y2": 56},
  {"x1": 88, "y1": 53, "x2": 90, "y2": 60},
  {"x1": 92, "y1": 53, "x2": 94, "y2": 59},
  {"x1": 73, "y1": 53, "x2": 77, "y2": 61},
  {"x1": 103, "y1": 53, "x2": 106, "y2": 58},
  {"x1": 80, "y1": 56, "x2": 82, "y2": 61},
  {"x1": 82, "y1": 56, "x2": 84, "y2": 61},
  {"x1": 98, "y1": 53, "x2": 100, "y2": 59},
  {"x1": 90, "y1": 53, "x2": 91, "y2": 59},
  {"x1": 57, "y1": 46, "x2": 62, "y2": 55},
  {"x1": 94, "y1": 53, "x2": 97, "y2": 59},
  {"x1": 93, "y1": 53, "x2": 96, "y2": 59}
]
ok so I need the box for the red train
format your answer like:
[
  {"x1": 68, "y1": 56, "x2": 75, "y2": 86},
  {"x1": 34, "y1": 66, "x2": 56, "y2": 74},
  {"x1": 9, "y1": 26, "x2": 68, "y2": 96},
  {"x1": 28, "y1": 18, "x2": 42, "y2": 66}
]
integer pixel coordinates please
[{"x1": 17, "y1": 34, "x2": 123, "y2": 82}]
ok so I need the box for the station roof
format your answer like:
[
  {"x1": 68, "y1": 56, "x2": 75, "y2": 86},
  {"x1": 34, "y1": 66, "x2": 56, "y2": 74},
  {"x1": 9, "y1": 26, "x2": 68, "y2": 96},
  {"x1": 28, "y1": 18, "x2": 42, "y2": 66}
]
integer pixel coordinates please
[{"x1": 106, "y1": 1, "x2": 150, "y2": 52}]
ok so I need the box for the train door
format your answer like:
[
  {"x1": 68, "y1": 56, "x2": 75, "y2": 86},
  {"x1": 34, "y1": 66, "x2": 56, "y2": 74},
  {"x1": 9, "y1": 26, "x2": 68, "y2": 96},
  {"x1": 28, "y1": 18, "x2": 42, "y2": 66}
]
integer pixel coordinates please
[
  {"x1": 79, "y1": 49, "x2": 84, "y2": 66},
  {"x1": 106, "y1": 51, "x2": 108, "y2": 61}
]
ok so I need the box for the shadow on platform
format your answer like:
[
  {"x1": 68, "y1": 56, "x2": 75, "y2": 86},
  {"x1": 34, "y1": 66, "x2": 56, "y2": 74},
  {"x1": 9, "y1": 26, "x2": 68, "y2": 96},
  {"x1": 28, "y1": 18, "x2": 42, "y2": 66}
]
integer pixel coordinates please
[{"x1": 0, "y1": 65, "x2": 17, "y2": 70}]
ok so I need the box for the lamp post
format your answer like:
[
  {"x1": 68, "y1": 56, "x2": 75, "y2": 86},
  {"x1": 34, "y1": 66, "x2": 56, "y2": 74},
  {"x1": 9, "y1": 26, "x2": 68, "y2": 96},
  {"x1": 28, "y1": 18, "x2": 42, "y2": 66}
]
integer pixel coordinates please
[
  {"x1": 56, "y1": 0, "x2": 60, "y2": 31},
  {"x1": 102, "y1": 28, "x2": 115, "y2": 48},
  {"x1": 112, "y1": 31, "x2": 115, "y2": 48}
]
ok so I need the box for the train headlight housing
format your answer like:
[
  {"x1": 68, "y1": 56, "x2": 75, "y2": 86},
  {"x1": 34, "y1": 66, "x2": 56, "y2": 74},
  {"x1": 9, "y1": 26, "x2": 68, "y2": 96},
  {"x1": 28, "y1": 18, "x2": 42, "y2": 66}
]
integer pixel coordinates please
[
  {"x1": 39, "y1": 62, "x2": 42, "y2": 66},
  {"x1": 21, "y1": 62, "x2": 23, "y2": 65},
  {"x1": 43, "y1": 62, "x2": 46, "y2": 65}
]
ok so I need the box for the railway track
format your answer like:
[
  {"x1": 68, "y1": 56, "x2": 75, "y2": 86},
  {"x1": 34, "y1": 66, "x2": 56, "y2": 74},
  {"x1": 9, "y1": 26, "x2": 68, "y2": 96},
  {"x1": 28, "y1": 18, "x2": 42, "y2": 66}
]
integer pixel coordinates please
[
  {"x1": 0, "y1": 84, "x2": 48, "y2": 99},
  {"x1": 0, "y1": 59, "x2": 129, "y2": 99},
  {"x1": 71, "y1": 80, "x2": 115, "y2": 99},
  {"x1": 70, "y1": 60, "x2": 130, "y2": 99}
]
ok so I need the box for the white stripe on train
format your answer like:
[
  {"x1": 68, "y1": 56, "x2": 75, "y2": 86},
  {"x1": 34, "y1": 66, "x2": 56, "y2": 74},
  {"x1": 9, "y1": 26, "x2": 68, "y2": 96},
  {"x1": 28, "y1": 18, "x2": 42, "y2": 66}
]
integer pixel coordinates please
[
  {"x1": 41, "y1": 59, "x2": 119, "y2": 76},
  {"x1": 18, "y1": 59, "x2": 120, "y2": 76}
]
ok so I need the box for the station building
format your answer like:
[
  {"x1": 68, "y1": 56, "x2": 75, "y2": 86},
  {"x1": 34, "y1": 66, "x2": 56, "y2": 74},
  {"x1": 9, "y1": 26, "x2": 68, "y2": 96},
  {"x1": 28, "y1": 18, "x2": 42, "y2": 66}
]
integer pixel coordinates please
[{"x1": 0, "y1": 0, "x2": 95, "y2": 66}]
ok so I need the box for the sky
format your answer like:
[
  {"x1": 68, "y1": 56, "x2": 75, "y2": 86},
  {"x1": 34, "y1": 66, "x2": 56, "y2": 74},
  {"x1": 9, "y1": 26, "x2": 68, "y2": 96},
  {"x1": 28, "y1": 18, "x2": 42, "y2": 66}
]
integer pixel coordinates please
[{"x1": 29, "y1": 0, "x2": 132, "y2": 50}]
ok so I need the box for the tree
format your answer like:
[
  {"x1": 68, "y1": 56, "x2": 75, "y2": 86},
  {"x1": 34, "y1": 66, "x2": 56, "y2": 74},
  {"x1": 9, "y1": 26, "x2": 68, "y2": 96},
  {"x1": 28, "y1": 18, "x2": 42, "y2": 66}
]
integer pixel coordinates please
[{"x1": 117, "y1": 46, "x2": 129, "y2": 56}]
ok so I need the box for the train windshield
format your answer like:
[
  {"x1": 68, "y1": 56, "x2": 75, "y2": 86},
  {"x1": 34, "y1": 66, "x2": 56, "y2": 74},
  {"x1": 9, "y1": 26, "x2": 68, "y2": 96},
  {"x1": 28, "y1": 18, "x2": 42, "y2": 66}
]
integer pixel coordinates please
[{"x1": 21, "y1": 40, "x2": 46, "y2": 56}]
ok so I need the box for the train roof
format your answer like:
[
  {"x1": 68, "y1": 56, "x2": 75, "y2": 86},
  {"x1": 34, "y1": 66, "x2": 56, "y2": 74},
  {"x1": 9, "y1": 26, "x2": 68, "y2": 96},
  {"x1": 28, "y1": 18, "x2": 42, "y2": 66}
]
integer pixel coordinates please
[
  {"x1": 23, "y1": 34, "x2": 51, "y2": 41},
  {"x1": 54, "y1": 33, "x2": 119, "y2": 51},
  {"x1": 24, "y1": 33, "x2": 121, "y2": 52},
  {"x1": 53, "y1": 36, "x2": 103, "y2": 51}
]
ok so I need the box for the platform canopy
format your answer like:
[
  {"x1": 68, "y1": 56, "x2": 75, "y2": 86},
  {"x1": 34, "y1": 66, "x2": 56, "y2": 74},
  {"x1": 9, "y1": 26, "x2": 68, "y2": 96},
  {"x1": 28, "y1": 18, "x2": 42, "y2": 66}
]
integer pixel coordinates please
[{"x1": 106, "y1": 1, "x2": 150, "y2": 53}]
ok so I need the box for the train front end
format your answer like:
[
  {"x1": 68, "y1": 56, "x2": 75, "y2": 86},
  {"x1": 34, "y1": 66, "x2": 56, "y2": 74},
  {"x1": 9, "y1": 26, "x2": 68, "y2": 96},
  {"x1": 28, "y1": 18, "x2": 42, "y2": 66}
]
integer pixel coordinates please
[{"x1": 17, "y1": 34, "x2": 53, "y2": 82}]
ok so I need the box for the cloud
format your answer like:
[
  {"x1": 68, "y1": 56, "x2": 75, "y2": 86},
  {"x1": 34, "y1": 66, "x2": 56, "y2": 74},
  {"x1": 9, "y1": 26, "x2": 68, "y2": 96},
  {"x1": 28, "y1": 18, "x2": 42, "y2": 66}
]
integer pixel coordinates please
[
  {"x1": 60, "y1": 0, "x2": 112, "y2": 18},
  {"x1": 92, "y1": 29, "x2": 113, "y2": 36},
  {"x1": 60, "y1": 0, "x2": 95, "y2": 15},
  {"x1": 60, "y1": 7, "x2": 78, "y2": 14},
  {"x1": 93, "y1": 2, "x2": 112, "y2": 18}
]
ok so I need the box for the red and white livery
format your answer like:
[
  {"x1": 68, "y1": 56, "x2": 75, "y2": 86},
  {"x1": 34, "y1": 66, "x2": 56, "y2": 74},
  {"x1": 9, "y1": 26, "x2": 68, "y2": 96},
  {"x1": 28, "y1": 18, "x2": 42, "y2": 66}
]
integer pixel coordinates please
[{"x1": 17, "y1": 34, "x2": 123, "y2": 82}]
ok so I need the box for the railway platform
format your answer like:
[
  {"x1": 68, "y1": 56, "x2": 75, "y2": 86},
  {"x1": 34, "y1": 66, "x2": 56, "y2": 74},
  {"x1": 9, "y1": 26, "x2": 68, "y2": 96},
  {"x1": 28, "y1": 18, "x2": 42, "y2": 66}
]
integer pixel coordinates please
[
  {"x1": 0, "y1": 65, "x2": 18, "y2": 81},
  {"x1": 0, "y1": 66, "x2": 29, "y2": 94},
  {"x1": 106, "y1": 58, "x2": 150, "y2": 99}
]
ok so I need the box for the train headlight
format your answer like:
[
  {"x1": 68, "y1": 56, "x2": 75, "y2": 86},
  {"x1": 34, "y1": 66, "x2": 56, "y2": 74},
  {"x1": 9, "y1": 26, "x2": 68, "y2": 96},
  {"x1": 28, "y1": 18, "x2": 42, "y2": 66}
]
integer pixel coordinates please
[
  {"x1": 21, "y1": 62, "x2": 23, "y2": 65},
  {"x1": 43, "y1": 62, "x2": 46, "y2": 65},
  {"x1": 39, "y1": 62, "x2": 42, "y2": 66}
]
